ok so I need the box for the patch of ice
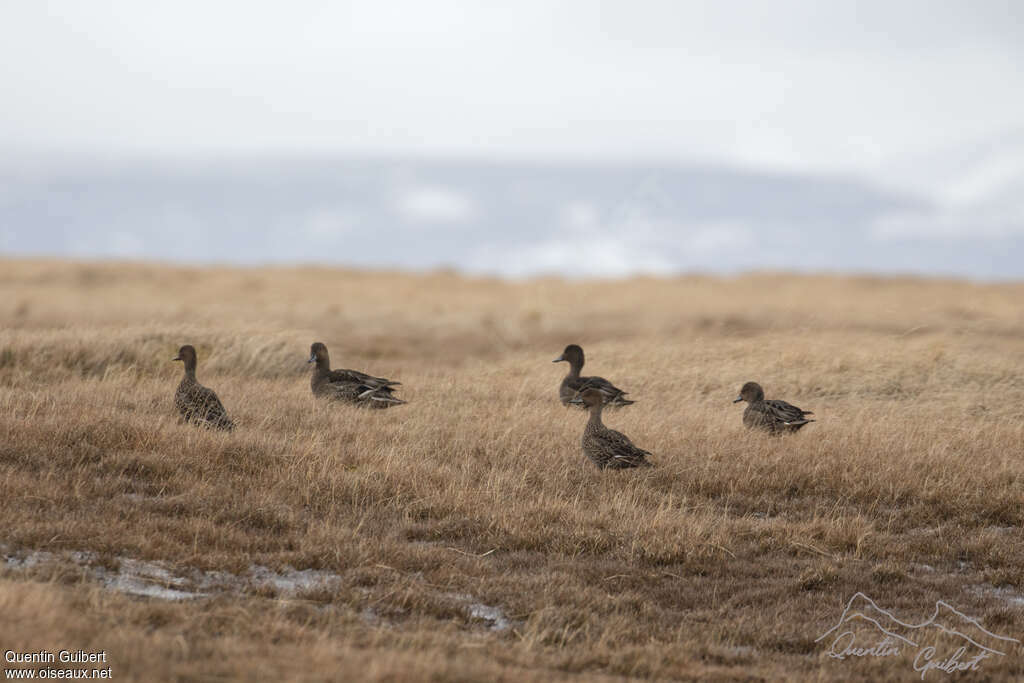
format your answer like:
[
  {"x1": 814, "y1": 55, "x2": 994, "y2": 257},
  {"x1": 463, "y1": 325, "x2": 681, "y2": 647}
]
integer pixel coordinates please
[
  {"x1": 3, "y1": 547, "x2": 506, "y2": 633},
  {"x1": 3, "y1": 550, "x2": 54, "y2": 569},
  {"x1": 96, "y1": 559, "x2": 207, "y2": 601},
  {"x1": 97, "y1": 568, "x2": 204, "y2": 600},
  {"x1": 2, "y1": 550, "x2": 343, "y2": 603},
  {"x1": 445, "y1": 592, "x2": 512, "y2": 632},
  {"x1": 467, "y1": 602, "x2": 511, "y2": 631},
  {"x1": 248, "y1": 565, "x2": 340, "y2": 596},
  {"x1": 971, "y1": 584, "x2": 1024, "y2": 608},
  {"x1": 69, "y1": 550, "x2": 98, "y2": 564},
  {"x1": 3, "y1": 551, "x2": 207, "y2": 601}
]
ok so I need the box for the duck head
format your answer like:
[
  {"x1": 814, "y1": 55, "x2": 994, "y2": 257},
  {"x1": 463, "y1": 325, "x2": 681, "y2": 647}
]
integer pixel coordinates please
[
  {"x1": 308, "y1": 342, "x2": 330, "y2": 367},
  {"x1": 569, "y1": 387, "x2": 605, "y2": 409},
  {"x1": 173, "y1": 345, "x2": 198, "y2": 374},
  {"x1": 734, "y1": 381, "x2": 764, "y2": 403},
  {"x1": 552, "y1": 344, "x2": 584, "y2": 368}
]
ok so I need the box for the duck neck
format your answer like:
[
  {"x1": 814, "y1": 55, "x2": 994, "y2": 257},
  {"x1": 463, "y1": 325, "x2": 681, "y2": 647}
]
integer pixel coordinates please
[
  {"x1": 182, "y1": 359, "x2": 197, "y2": 381},
  {"x1": 586, "y1": 403, "x2": 604, "y2": 428},
  {"x1": 567, "y1": 360, "x2": 582, "y2": 379},
  {"x1": 315, "y1": 354, "x2": 331, "y2": 374}
]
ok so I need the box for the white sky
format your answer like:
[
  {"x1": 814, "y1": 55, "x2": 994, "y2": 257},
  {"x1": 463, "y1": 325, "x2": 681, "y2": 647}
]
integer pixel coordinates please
[{"x1": 2, "y1": 0, "x2": 1023, "y2": 177}]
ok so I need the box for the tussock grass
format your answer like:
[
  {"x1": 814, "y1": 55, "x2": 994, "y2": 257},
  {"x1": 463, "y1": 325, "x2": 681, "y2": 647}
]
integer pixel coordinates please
[{"x1": 1, "y1": 259, "x2": 1023, "y2": 680}]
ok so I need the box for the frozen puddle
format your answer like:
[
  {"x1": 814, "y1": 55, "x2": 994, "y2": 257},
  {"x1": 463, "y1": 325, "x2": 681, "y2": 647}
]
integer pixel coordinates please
[
  {"x1": 468, "y1": 602, "x2": 512, "y2": 631},
  {"x1": 970, "y1": 583, "x2": 1024, "y2": 608},
  {"x1": 2, "y1": 546, "x2": 514, "y2": 632},
  {"x1": 446, "y1": 592, "x2": 512, "y2": 632},
  {"x1": 1, "y1": 548, "x2": 340, "y2": 602},
  {"x1": 247, "y1": 565, "x2": 341, "y2": 596},
  {"x1": 96, "y1": 559, "x2": 206, "y2": 601}
]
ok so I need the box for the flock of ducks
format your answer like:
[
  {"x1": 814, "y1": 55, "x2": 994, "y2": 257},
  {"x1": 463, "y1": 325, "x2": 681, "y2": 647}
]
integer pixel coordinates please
[{"x1": 173, "y1": 342, "x2": 815, "y2": 470}]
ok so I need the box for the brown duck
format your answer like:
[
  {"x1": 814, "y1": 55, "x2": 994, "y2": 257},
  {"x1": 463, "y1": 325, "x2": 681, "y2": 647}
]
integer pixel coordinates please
[
  {"x1": 733, "y1": 381, "x2": 813, "y2": 433},
  {"x1": 172, "y1": 345, "x2": 234, "y2": 431},
  {"x1": 308, "y1": 342, "x2": 405, "y2": 408},
  {"x1": 553, "y1": 344, "x2": 634, "y2": 407},
  {"x1": 571, "y1": 388, "x2": 652, "y2": 469}
]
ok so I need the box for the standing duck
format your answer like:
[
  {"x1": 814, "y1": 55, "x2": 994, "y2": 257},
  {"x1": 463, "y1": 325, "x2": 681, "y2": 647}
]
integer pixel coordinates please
[
  {"x1": 553, "y1": 344, "x2": 634, "y2": 407},
  {"x1": 571, "y1": 388, "x2": 652, "y2": 469},
  {"x1": 308, "y1": 342, "x2": 405, "y2": 408},
  {"x1": 172, "y1": 345, "x2": 234, "y2": 431},
  {"x1": 733, "y1": 381, "x2": 813, "y2": 433}
]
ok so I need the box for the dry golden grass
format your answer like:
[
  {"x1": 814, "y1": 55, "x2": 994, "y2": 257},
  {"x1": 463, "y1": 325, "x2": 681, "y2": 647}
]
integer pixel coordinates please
[{"x1": 1, "y1": 258, "x2": 1023, "y2": 681}]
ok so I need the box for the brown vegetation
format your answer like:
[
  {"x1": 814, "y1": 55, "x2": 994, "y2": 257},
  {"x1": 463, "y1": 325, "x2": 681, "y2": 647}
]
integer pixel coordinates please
[{"x1": 1, "y1": 259, "x2": 1023, "y2": 681}]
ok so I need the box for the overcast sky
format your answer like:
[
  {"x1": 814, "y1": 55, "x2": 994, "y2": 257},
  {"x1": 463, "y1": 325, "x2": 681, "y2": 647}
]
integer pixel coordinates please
[
  {"x1": 2, "y1": 0, "x2": 1023, "y2": 180},
  {"x1": 2, "y1": 1, "x2": 1022, "y2": 278}
]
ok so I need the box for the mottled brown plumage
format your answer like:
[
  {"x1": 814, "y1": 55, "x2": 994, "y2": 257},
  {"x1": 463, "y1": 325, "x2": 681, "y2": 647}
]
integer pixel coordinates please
[
  {"x1": 308, "y1": 342, "x2": 405, "y2": 408},
  {"x1": 172, "y1": 345, "x2": 234, "y2": 431},
  {"x1": 553, "y1": 344, "x2": 634, "y2": 407},
  {"x1": 571, "y1": 388, "x2": 652, "y2": 469},
  {"x1": 733, "y1": 381, "x2": 813, "y2": 433}
]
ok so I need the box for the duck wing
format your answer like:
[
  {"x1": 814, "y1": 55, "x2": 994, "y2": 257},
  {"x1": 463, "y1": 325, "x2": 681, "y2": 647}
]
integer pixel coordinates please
[
  {"x1": 328, "y1": 368, "x2": 401, "y2": 388},
  {"x1": 321, "y1": 373, "x2": 406, "y2": 408},
  {"x1": 598, "y1": 428, "x2": 652, "y2": 468},
  {"x1": 358, "y1": 385, "x2": 406, "y2": 407},
  {"x1": 569, "y1": 375, "x2": 634, "y2": 406},
  {"x1": 180, "y1": 383, "x2": 234, "y2": 430},
  {"x1": 763, "y1": 399, "x2": 813, "y2": 425}
]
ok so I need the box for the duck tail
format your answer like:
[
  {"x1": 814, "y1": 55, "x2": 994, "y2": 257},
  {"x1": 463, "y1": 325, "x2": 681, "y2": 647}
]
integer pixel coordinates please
[{"x1": 371, "y1": 394, "x2": 406, "y2": 406}]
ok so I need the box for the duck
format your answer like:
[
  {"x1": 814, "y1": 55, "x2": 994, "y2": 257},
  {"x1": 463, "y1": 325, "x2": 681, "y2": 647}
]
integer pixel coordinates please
[
  {"x1": 172, "y1": 345, "x2": 234, "y2": 431},
  {"x1": 571, "y1": 388, "x2": 652, "y2": 469},
  {"x1": 308, "y1": 342, "x2": 405, "y2": 408},
  {"x1": 733, "y1": 381, "x2": 813, "y2": 433},
  {"x1": 553, "y1": 344, "x2": 634, "y2": 407}
]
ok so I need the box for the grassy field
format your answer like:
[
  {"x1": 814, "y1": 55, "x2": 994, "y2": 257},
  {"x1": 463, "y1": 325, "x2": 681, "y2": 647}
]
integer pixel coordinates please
[{"x1": 1, "y1": 259, "x2": 1023, "y2": 681}]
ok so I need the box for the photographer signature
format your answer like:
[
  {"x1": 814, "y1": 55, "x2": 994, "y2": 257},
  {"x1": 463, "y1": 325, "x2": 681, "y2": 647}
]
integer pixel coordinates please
[{"x1": 816, "y1": 592, "x2": 1019, "y2": 678}]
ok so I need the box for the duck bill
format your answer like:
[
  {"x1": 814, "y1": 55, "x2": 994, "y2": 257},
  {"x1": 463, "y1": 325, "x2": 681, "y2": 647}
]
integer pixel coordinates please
[
  {"x1": 732, "y1": 396, "x2": 743, "y2": 403},
  {"x1": 552, "y1": 354, "x2": 565, "y2": 363},
  {"x1": 307, "y1": 354, "x2": 316, "y2": 363},
  {"x1": 172, "y1": 354, "x2": 182, "y2": 361}
]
